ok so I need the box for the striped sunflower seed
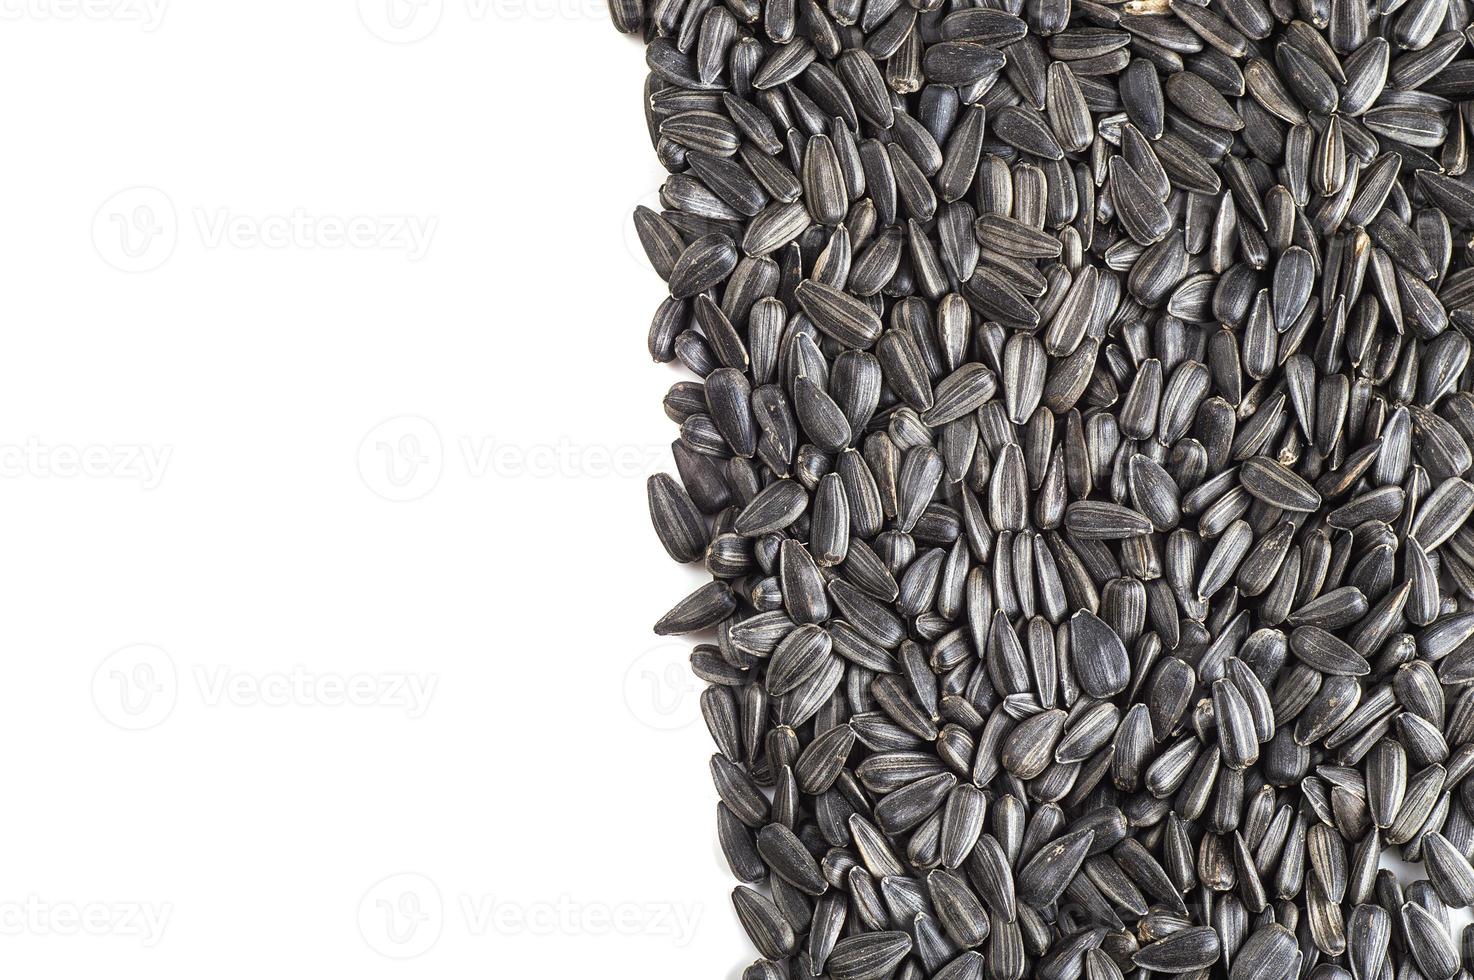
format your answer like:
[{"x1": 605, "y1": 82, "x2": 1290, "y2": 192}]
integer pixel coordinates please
[{"x1": 618, "y1": 2, "x2": 1474, "y2": 972}]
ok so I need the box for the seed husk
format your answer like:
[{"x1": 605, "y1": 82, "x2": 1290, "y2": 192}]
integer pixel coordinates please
[
  {"x1": 1016, "y1": 828, "x2": 1096, "y2": 908},
  {"x1": 1403, "y1": 900, "x2": 1460, "y2": 980},
  {"x1": 1424, "y1": 832, "x2": 1474, "y2": 909},
  {"x1": 823, "y1": 931, "x2": 913, "y2": 980},
  {"x1": 732, "y1": 885, "x2": 796, "y2": 958},
  {"x1": 620, "y1": 2, "x2": 1474, "y2": 972},
  {"x1": 1133, "y1": 926, "x2": 1221, "y2": 971}
]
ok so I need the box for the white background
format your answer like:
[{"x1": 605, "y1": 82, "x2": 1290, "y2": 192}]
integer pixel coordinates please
[{"x1": 0, "y1": 1, "x2": 739, "y2": 976}]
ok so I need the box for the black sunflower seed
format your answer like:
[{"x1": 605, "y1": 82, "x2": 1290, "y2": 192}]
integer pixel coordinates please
[
  {"x1": 827, "y1": 931, "x2": 914, "y2": 980},
  {"x1": 618, "y1": 2, "x2": 1474, "y2": 972}
]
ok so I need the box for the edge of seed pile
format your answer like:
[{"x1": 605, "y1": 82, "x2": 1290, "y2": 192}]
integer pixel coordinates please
[{"x1": 618, "y1": 0, "x2": 1474, "y2": 976}]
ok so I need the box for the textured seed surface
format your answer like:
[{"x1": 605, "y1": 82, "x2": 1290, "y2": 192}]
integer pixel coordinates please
[{"x1": 616, "y1": 0, "x2": 1474, "y2": 973}]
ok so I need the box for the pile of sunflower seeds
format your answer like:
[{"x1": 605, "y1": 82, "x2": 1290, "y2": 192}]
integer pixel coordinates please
[{"x1": 617, "y1": 0, "x2": 1474, "y2": 973}]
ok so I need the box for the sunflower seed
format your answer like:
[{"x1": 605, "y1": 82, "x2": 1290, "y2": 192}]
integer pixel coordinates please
[
  {"x1": 1016, "y1": 828, "x2": 1095, "y2": 908},
  {"x1": 1241, "y1": 456, "x2": 1322, "y2": 512},
  {"x1": 620, "y1": 3, "x2": 1474, "y2": 972},
  {"x1": 1404, "y1": 900, "x2": 1460, "y2": 980},
  {"x1": 827, "y1": 932, "x2": 914, "y2": 980},
  {"x1": 1134, "y1": 926, "x2": 1222, "y2": 972}
]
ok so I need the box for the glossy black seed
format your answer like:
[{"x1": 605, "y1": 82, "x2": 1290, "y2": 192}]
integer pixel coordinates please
[{"x1": 619, "y1": 1, "x2": 1474, "y2": 972}]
